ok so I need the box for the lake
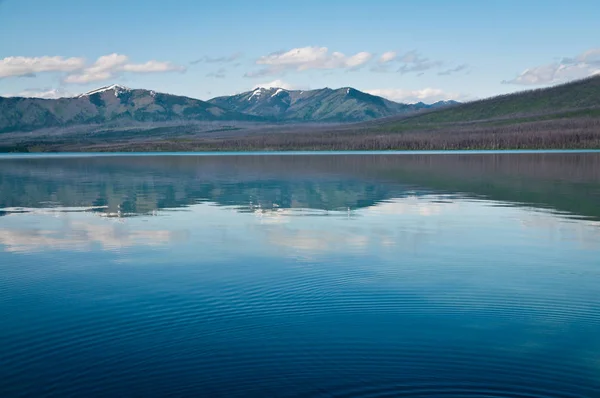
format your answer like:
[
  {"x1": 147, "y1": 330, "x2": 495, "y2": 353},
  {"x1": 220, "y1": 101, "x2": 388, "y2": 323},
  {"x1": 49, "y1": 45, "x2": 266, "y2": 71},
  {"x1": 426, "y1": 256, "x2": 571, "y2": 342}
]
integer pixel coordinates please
[{"x1": 1, "y1": 152, "x2": 599, "y2": 397}]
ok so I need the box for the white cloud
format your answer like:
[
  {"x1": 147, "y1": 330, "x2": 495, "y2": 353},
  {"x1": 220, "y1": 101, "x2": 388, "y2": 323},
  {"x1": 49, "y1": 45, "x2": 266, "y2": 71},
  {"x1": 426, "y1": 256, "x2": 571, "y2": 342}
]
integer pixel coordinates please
[
  {"x1": 0, "y1": 53, "x2": 184, "y2": 83},
  {"x1": 63, "y1": 53, "x2": 127, "y2": 83},
  {"x1": 365, "y1": 88, "x2": 465, "y2": 104},
  {"x1": 379, "y1": 51, "x2": 397, "y2": 63},
  {"x1": 503, "y1": 47, "x2": 600, "y2": 85},
  {"x1": 245, "y1": 46, "x2": 373, "y2": 77},
  {"x1": 252, "y1": 79, "x2": 298, "y2": 90},
  {"x1": 122, "y1": 60, "x2": 182, "y2": 73},
  {"x1": 6, "y1": 87, "x2": 74, "y2": 99},
  {"x1": 0, "y1": 56, "x2": 85, "y2": 78},
  {"x1": 344, "y1": 51, "x2": 373, "y2": 68},
  {"x1": 64, "y1": 53, "x2": 185, "y2": 84}
]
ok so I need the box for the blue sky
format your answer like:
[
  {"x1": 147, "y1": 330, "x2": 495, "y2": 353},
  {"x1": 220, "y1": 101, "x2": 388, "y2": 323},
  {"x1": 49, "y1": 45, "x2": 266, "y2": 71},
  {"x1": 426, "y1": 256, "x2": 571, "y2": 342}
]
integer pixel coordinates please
[{"x1": 1, "y1": 0, "x2": 599, "y2": 103}]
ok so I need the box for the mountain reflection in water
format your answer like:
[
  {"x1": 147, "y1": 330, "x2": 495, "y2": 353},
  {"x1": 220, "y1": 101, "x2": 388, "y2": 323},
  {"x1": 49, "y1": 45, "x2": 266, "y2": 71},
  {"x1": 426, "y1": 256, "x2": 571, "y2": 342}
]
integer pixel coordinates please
[{"x1": 1, "y1": 152, "x2": 599, "y2": 218}]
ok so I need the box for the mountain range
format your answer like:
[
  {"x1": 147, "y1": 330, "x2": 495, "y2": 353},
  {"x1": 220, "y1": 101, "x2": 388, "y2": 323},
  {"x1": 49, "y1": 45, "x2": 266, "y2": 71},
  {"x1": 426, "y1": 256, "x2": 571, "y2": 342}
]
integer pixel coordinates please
[
  {"x1": 0, "y1": 85, "x2": 457, "y2": 133},
  {"x1": 208, "y1": 87, "x2": 456, "y2": 122},
  {"x1": 0, "y1": 85, "x2": 260, "y2": 134},
  {"x1": 3, "y1": 76, "x2": 599, "y2": 152}
]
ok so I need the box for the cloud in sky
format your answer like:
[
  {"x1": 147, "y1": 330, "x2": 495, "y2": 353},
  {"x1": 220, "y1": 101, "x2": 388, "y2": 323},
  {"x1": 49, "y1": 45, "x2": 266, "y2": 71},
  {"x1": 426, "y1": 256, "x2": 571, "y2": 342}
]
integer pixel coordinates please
[
  {"x1": 0, "y1": 56, "x2": 85, "y2": 79},
  {"x1": 64, "y1": 53, "x2": 185, "y2": 84},
  {"x1": 122, "y1": 60, "x2": 181, "y2": 73},
  {"x1": 63, "y1": 53, "x2": 129, "y2": 83},
  {"x1": 191, "y1": 52, "x2": 243, "y2": 65},
  {"x1": 397, "y1": 50, "x2": 443, "y2": 74},
  {"x1": 252, "y1": 79, "x2": 298, "y2": 90},
  {"x1": 365, "y1": 88, "x2": 465, "y2": 104},
  {"x1": 379, "y1": 51, "x2": 397, "y2": 63},
  {"x1": 503, "y1": 47, "x2": 600, "y2": 85},
  {"x1": 438, "y1": 64, "x2": 469, "y2": 76},
  {"x1": 245, "y1": 46, "x2": 373, "y2": 77},
  {"x1": 0, "y1": 54, "x2": 185, "y2": 84}
]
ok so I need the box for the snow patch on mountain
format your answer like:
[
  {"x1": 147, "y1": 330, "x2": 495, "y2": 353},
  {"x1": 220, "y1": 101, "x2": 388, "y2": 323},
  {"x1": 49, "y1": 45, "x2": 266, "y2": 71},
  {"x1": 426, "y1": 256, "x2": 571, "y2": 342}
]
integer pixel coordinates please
[
  {"x1": 271, "y1": 88, "x2": 286, "y2": 97},
  {"x1": 78, "y1": 84, "x2": 131, "y2": 98},
  {"x1": 248, "y1": 87, "x2": 266, "y2": 101}
]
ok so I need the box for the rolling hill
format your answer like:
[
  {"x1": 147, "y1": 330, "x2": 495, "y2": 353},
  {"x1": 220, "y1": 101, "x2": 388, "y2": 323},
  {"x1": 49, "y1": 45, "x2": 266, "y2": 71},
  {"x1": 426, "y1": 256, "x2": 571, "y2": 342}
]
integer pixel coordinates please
[{"x1": 375, "y1": 75, "x2": 600, "y2": 129}]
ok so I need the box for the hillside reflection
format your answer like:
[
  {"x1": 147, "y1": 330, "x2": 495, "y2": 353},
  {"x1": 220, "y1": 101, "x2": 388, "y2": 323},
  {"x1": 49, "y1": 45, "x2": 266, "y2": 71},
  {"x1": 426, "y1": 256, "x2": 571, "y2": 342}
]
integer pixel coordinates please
[{"x1": 1, "y1": 153, "x2": 599, "y2": 220}]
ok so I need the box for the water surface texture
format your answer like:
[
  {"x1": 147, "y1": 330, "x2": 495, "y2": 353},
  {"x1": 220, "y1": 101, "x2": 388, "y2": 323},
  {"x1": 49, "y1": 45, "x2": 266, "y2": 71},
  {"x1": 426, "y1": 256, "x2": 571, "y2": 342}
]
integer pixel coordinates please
[{"x1": 1, "y1": 153, "x2": 600, "y2": 397}]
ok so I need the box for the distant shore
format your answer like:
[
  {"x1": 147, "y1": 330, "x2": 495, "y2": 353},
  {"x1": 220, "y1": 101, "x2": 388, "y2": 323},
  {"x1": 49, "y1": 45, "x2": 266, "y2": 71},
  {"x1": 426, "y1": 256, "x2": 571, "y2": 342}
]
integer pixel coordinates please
[{"x1": 2, "y1": 117, "x2": 599, "y2": 153}]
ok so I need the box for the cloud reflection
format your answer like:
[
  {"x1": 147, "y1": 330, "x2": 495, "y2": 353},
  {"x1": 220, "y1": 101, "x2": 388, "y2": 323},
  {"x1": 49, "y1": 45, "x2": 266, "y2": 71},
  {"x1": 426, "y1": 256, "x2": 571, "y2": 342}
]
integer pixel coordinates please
[
  {"x1": 1, "y1": 194, "x2": 599, "y2": 258},
  {"x1": 0, "y1": 213, "x2": 188, "y2": 253},
  {"x1": 255, "y1": 196, "x2": 456, "y2": 256}
]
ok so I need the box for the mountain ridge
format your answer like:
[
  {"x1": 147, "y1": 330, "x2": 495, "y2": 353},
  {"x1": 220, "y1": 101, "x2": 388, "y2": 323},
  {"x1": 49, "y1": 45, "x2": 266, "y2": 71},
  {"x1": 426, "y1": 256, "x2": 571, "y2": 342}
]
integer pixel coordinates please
[
  {"x1": 208, "y1": 86, "x2": 456, "y2": 122},
  {"x1": 372, "y1": 74, "x2": 600, "y2": 129},
  {"x1": 0, "y1": 84, "x2": 459, "y2": 132},
  {"x1": 0, "y1": 86, "x2": 262, "y2": 133}
]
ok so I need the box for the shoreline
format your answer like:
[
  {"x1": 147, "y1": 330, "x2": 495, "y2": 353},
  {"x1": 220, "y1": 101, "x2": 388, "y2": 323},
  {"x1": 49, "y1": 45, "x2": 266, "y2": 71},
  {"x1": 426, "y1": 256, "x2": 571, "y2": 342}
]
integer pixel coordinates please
[{"x1": 2, "y1": 149, "x2": 600, "y2": 158}]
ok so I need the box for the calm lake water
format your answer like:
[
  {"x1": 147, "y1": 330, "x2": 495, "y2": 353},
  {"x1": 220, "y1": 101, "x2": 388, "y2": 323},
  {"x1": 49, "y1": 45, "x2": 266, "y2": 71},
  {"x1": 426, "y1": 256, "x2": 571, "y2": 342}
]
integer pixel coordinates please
[{"x1": 1, "y1": 152, "x2": 600, "y2": 397}]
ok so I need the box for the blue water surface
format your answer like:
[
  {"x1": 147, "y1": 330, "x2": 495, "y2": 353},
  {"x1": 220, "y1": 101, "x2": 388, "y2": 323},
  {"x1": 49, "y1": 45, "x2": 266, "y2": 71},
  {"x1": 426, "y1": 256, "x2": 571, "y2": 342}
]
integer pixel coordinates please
[{"x1": 0, "y1": 153, "x2": 599, "y2": 397}]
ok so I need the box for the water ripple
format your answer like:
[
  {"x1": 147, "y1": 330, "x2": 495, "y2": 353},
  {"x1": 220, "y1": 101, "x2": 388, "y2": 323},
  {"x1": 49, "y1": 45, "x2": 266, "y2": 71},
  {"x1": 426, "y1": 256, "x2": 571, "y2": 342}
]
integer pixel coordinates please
[{"x1": 2, "y1": 153, "x2": 600, "y2": 396}]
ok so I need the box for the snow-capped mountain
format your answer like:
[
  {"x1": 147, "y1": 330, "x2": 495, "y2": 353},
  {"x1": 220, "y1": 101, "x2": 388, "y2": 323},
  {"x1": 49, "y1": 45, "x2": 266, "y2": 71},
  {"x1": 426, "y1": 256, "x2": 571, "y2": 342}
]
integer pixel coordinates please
[
  {"x1": 208, "y1": 87, "x2": 441, "y2": 122},
  {"x1": 78, "y1": 84, "x2": 132, "y2": 98},
  {"x1": 0, "y1": 84, "x2": 262, "y2": 133},
  {"x1": 0, "y1": 84, "x2": 460, "y2": 133}
]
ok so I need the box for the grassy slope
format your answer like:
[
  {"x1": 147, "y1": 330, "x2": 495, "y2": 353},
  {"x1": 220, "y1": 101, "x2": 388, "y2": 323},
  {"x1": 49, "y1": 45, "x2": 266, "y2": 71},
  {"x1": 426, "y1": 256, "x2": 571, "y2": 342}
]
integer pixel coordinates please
[{"x1": 378, "y1": 75, "x2": 600, "y2": 129}]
